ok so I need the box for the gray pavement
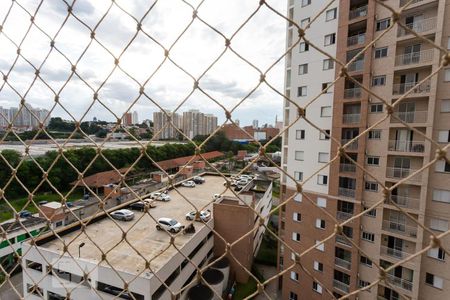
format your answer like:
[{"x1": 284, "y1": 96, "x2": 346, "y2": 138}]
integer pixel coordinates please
[
  {"x1": 0, "y1": 272, "x2": 22, "y2": 300},
  {"x1": 254, "y1": 264, "x2": 281, "y2": 300}
]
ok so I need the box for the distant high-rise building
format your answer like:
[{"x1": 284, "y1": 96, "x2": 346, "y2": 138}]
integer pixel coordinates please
[
  {"x1": 204, "y1": 114, "x2": 218, "y2": 136},
  {"x1": 0, "y1": 105, "x2": 50, "y2": 129},
  {"x1": 182, "y1": 109, "x2": 218, "y2": 139},
  {"x1": 132, "y1": 111, "x2": 139, "y2": 125},
  {"x1": 252, "y1": 119, "x2": 259, "y2": 129},
  {"x1": 153, "y1": 110, "x2": 182, "y2": 140},
  {"x1": 122, "y1": 112, "x2": 133, "y2": 126}
]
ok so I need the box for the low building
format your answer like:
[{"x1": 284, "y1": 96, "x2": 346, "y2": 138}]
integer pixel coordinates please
[{"x1": 221, "y1": 124, "x2": 279, "y2": 142}]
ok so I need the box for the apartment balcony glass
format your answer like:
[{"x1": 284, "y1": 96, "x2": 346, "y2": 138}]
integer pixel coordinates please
[
  {"x1": 347, "y1": 33, "x2": 365, "y2": 46},
  {"x1": 391, "y1": 110, "x2": 427, "y2": 123},
  {"x1": 342, "y1": 113, "x2": 361, "y2": 124},
  {"x1": 341, "y1": 139, "x2": 358, "y2": 150},
  {"x1": 392, "y1": 80, "x2": 431, "y2": 95},
  {"x1": 386, "y1": 167, "x2": 421, "y2": 182},
  {"x1": 349, "y1": 5, "x2": 368, "y2": 20},
  {"x1": 336, "y1": 235, "x2": 352, "y2": 247},
  {"x1": 380, "y1": 245, "x2": 412, "y2": 259},
  {"x1": 347, "y1": 60, "x2": 364, "y2": 72},
  {"x1": 335, "y1": 257, "x2": 351, "y2": 270},
  {"x1": 382, "y1": 220, "x2": 417, "y2": 238},
  {"x1": 395, "y1": 49, "x2": 434, "y2": 66},
  {"x1": 344, "y1": 87, "x2": 362, "y2": 99},
  {"x1": 388, "y1": 194, "x2": 420, "y2": 210},
  {"x1": 400, "y1": 0, "x2": 422, "y2": 6},
  {"x1": 386, "y1": 274, "x2": 413, "y2": 291},
  {"x1": 398, "y1": 17, "x2": 437, "y2": 37},
  {"x1": 338, "y1": 187, "x2": 356, "y2": 198},
  {"x1": 333, "y1": 279, "x2": 350, "y2": 293},
  {"x1": 339, "y1": 163, "x2": 356, "y2": 173},
  {"x1": 388, "y1": 140, "x2": 425, "y2": 153}
]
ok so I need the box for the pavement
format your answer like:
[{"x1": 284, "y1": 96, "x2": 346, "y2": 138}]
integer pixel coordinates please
[
  {"x1": 0, "y1": 272, "x2": 22, "y2": 300},
  {"x1": 254, "y1": 264, "x2": 281, "y2": 300}
]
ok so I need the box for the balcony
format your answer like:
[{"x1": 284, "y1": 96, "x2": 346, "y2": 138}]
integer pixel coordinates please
[
  {"x1": 337, "y1": 211, "x2": 353, "y2": 220},
  {"x1": 380, "y1": 245, "x2": 412, "y2": 260},
  {"x1": 386, "y1": 274, "x2": 413, "y2": 291},
  {"x1": 349, "y1": 5, "x2": 368, "y2": 20},
  {"x1": 340, "y1": 163, "x2": 356, "y2": 173},
  {"x1": 400, "y1": 0, "x2": 423, "y2": 6},
  {"x1": 333, "y1": 279, "x2": 350, "y2": 293},
  {"x1": 387, "y1": 194, "x2": 420, "y2": 210},
  {"x1": 388, "y1": 140, "x2": 425, "y2": 153},
  {"x1": 342, "y1": 113, "x2": 360, "y2": 124},
  {"x1": 347, "y1": 33, "x2": 366, "y2": 46},
  {"x1": 335, "y1": 257, "x2": 352, "y2": 270},
  {"x1": 336, "y1": 235, "x2": 352, "y2": 247},
  {"x1": 398, "y1": 17, "x2": 437, "y2": 37},
  {"x1": 382, "y1": 220, "x2": 417, "y2": 238},
  {"x1": 338, "y1": 187, "x2": 356, "y2": 198},
  {"x1": 392, "y1": 80, "x2": 431, "y2": 96},
  {"x1": 341, "y1": 139, "x2": 358, "y2": 150},
  {"x1": 386, "y1": 167, "x2": 422, "y2": 182},
  {"x1": 395, "y1": 49, "x2": 434, "y2": 67},
  {"x1": 390, "y1": 110, "x2": 428, "y2": 124},
  {"x1": 347, "y1": 60, "x2": 364, "y2": 72},
  {"x1": 344, "y1": 87, "x2": 362, "y2": 99}
]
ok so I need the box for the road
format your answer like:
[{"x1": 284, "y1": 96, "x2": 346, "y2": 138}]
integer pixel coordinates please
[{"x1": 0, "y1": 272, "x2": 22, "y2": 300}]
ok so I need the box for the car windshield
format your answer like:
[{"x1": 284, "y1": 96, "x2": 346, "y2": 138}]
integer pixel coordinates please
[{"x1": 169, "y1": 220, "x2": 178, "y2": 225}]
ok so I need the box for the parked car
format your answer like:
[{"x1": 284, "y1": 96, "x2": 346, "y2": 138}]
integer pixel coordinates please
[
  {"x1": 110, "y1": 209, "x2": 135, "y2": 221},
  {"x1": 156, "y1": 218, "x2": 184, "y2": 233},
  {"x1": 236, "y1": 179, "x2": 249, "y2": 186},
  {"x1": 66, "y1": 202, "x2": 74, "y2": 208},
  {"x1": 193, "y1": 176, "x2": 205, "y2": 184},
  {"x1": 19, "y1": 210, "x2": 32, "y2": 218},
  {"x1": 234, "y1": 186, "x2": 243, "y2": 192},
  {"x1": 130, "y1": 199, "x2": 156, "y2": 211},
  {"x1": 150, "y1": 192, "x2": 171, "y2": 201},
  {"x1": 181, "y1": 180, "x2": 196, "y2": 188},
  {"x1": 213, "y1": 194, "x2": 222, "y2": 200},
  {"x1": 38, "y1": 201, "x2": 48, "y2": 206},
  {"x1": 185, "y1": 210, "x2": 211, "y2": 222}
]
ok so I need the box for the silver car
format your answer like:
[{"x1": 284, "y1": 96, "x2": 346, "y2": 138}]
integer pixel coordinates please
[{"x1": 111, "y1": 209, "x2": 135, "y2": 221}]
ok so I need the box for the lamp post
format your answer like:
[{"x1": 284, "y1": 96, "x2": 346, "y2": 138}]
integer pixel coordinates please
[{"x1": 78, "y1": 242, "x2": 85, "y2": 258}]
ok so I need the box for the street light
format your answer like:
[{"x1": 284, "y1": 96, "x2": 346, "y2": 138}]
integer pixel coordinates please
[{"x1": 78, "y1": 242, "x2": 85, "y2": 258}]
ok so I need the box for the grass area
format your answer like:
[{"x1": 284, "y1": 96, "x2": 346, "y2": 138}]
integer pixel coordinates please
[
  {"x1": 233, "y1": 277, "x2": 257, "y2": 300},
  {"x1": 272, "y1": 181, "x2": 280, "y2": 198},
  {"x1": 0, "y1": 190, "x2": 84, "y2": 222},
  {"x1": 255, "y1": 232, "x2": 277, "y2": 266}
]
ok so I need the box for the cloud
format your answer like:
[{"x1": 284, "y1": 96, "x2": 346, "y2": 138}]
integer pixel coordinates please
[{"x1": 200, "y1": 77, "x2": 262, "y2": 99}]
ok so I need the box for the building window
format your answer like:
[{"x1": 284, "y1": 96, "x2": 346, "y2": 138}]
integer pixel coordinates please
[
  {"x1": 27, "y1": 284, "x2": 43, "y2": 297},
  {"x1": 372, "y1": 75, "x2": 386, "y2": 86},
  {"x1": 374, "y1": 47, "x2": 388, "y2": 59},
  {"x1": 294, "y1": 194, "x2": 302, "y2": 202},
  {"x1": 313, "y1": 261, "x2": 323, "y2": 272},
  {"x1": 432, "y1": 189, "x2": 450, "y2": 203},
  {"x1": 290, "y1": 271, "x2": 299, "y2": 281},
  {"x1": 295, "y1": 151, "x2": 304, "y2": 161},
  {"x1": 318, "y1": 152, "x2": 329, "y2": 163},
  {"x1": 358, "y1": 280, "x2": 370, "y2": 290},
  {"x1": 369, "y1": 103, "x2": 383, "y2": 113},
  {"x1": 426, "y1": 273, "x2": 444, "y2": 289},
  {"x1": 376, "y1": 18, "x2": 391, "y2": 31},
  {"x1": 322, "y1": 82, "x2": 332, "y2": 93},
  {"x1": 430, "y1": 218, "x2": 449, "y2": 232},
  {"x1": 298, "y1": 86, "x2": 307, "y2": 97},
  {"x1": 438, "y1": 130, "x2": 450, "y2": 143},
  {"x1": 315, "y1": 240, "x2": 324, "y2": 251},
  {"x1": 447, "y1": 37, "x2": 450, "y2": 50},
  {"x1": 326, "y1": 8, "x2": 337, "y2": 21},
  {"x1": 366, "y1": 156, "x2": 380, "y2": 166},
  {"x1": 361, "y1": 231, "x2": 375, "y2": 242},
  {"x1": 301, "y1": 0, "x2": 311, "y2": 7},
  {"x1": 360, "y1": 256, "x2": 373, "y2": 267},
  {"x1": 323, "y1": 59, "x2": 334, "y2": 70},
  {"x1": 293, "y1": 212, "x2": 302, "y2": 222},
  {"x1": 313, "y1": 282, "x2": 323, "y2": 294},
  {"x1": 324, "y1": 33, "x2": 336, "y2": 46},
  {"x1": 26, "y1": 260, "x2": 43, "y2": 272},
  {"x1": 299, "y1": 42, "x2": 309, "y2": 52},
  {"x1": 296, "y1": 130, "x2": 305, "y2": 140},
  {"x1": 289, "y1": 291, "x2": 298, "y2": 300},
  {"x1": 364, "y1": 207, "x2": 376, "y2": 217},
  {"x1": 435, "y1": 160, "x2": 450, "y2": 173},
  {"x1": 445, "y1": 69, "x2": 450, "y2": 82},
  {"x1": 368, "y1": 130, "x2": 381, "y2": 140},
  {"x1": 319, "y1": 129, "x2": 331, "y2": 140},
  {"x1": 365, "y1": 181, "x2": 378, "y2": 192},
  {"x1": 317, "y1": 197, "x2": 327, "y2": 208},
  {"x1": 315, "y1": 218, "x2": 326, "y2": 229},
  {"x1": 294, "y1": 171, "x2": 303, "y2": 181},
  {"x1": 441, "y1": 99, "x2": 450, "y2": 112},
  {"x1": 292, "y1": 232, "x2": 301, "y2": 242},
  {"x1": 320, "y1": 106, "x2": 332, "y2": 117},
  {"x1": 298, "y1": 63, "x2": 308, "y2": 75},
  {"x1": 317, "y1": 175, "x2": 328, "y2": 185},
  {"x1": 428, "y1": 247, "x2": 445, "y2": 261},
  {"x1": 300, "y1": 18, "x2": 310, "y2": 28}
]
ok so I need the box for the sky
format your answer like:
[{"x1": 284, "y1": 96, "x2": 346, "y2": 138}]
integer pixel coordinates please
[{"x1": 0, "y1": 0, "x2": 286, "y2": 127}]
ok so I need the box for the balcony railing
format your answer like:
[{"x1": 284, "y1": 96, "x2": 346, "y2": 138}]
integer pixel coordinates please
[
  {"x1": 336, "y1": 235, "x2": 352, "y2": 247},
  {"x1": 398, "y1": 17, "x2": 437, "y2": 37},
  {"x1": 338, "y1": 187, "x2": 356, "y2": 198},
  {"x1": 342, "y1": 113, "x2": 360, "y2": 124},
  {"x1": 347, "y1": 33, "x2": 366, "y2": 46},
  {"x1": 335, "y1": 257, "x2": 352, "y2": 270},
  {"x1": 349, "y1": 5, "x2": 368, "y2": 20},
  {"x1": 395, "y1": 49, "x2": 434, "y2": 66},
  {"x1": 387, "y1": 194, "x2": 420, "y2": 210},
  {"x1": 388, "y1": 140, "x2": 425, "y2": 153},
  {"x1": 386, "y1": 167, "x2": 422, "y2": 182},
  {"x1": 344, "y1": 87, "x2": 362, "y2": 99},
  {"x1": 333, "y1": 279, "x2": 350, "y2": 293},
  {"x1": 391, "y1": 110, "x2": 427, "y2": 124},
  {"x1": 380, "y1": 245, "x2": 412, "y2": 259},
  {"x1": 386, "y1": 274, "x2": 413, "y2": 291},
  {"x1": 392, "y1": 80, "x2": 431, "y2": 95},
  {"x1": 337, "y1": 211, "x2": 353, "y2": 220},
  {"x1": 339, "y1": 163, "x2": 356, "y2": 173},
  {"x1": 341, "y1": 139, "x2": 358, "y2": 150},
  {"x1": 400, "y1": 0, "x2": 422, "y2": 6},
  {"x1": 382, "y1": 220, "x2": 418, "y2": 238},
  {"x1": 347, "y1": 60, "x2": 364, "y2": 72}
]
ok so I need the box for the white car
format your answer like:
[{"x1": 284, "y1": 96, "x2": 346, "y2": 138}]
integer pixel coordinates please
[
  {"x1": 181, "y1": 180, "x2": 196, "y2": 188},
  {"x1": 111, "y1": 209, "x2": 135, "y2": 221},
  {"x1": 150, "y1": 192, "x2": 171, "y2": 201},
  {"x1": 156, "y1": 218, "x2": 184, "y2": 233},
  {"x1": 236, "y1": 179, "x2": 249, "y2": 186},
  {"x1": 185, "y1": 210, "x2": 211, "y2": 222}
]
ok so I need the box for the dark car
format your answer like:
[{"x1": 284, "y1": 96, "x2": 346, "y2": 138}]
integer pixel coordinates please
[
  {"x1": 19, "y1": 210, "x2": 32, "y2": 218},
  {"x1": 192, "y1": 176, "x2": 205, "y2": 184},
  {"x1": 130, "y1": 199, "x2": 156, "y2": 211}
]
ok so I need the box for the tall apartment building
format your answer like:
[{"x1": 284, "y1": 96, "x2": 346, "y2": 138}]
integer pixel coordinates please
[
  {"x1": 0, "y1": 105, "x2": 50, "y2": 129},
  {"x1": 182, "y1": 109, "x2": 218, "y2": 139},
  {"x1": 280, "y1": 1, "x2": 450, "y2": 299},
  {"x1": 153, "y1": 110, "x2": 183, "y2": 140}
]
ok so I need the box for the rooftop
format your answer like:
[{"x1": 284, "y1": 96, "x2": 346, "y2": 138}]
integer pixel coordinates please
[
  {"x1": 70, "y1": 167, "x2": 132, "y2": 188},
  {"x1": 1, "y1": 216, "x2": 47, "y2": 234},
  {"x1": 154, "y1": 151, "x2": 224, "y2": 170}
]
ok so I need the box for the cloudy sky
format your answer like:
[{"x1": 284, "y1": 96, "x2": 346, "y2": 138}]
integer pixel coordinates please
[{"x1": 0, "y1": 0, "x2": 286, "y2": 127}]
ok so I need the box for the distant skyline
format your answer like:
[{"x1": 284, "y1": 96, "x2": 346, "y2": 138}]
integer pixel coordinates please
[{"x1": 0, "y1": 1, "x2": 286, "y2": 127}]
